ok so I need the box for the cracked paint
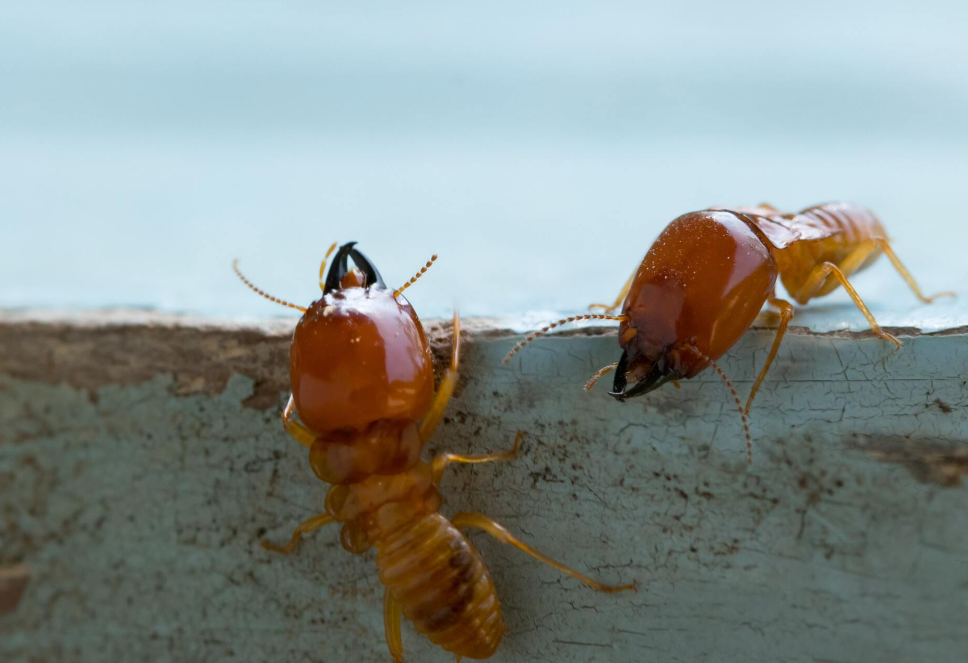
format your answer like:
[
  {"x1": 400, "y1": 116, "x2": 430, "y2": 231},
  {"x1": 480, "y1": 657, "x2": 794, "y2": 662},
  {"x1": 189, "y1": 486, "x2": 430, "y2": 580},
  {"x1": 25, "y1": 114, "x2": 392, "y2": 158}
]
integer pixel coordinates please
[{"x1": 0, "y1": 312, "x2": 967, "y2": 662}]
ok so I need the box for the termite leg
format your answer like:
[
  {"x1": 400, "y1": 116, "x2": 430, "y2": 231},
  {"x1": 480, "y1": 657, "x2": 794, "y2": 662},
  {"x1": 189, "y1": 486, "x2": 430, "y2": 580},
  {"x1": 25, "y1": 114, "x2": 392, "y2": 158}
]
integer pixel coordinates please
[
  {"x1": 811, "y1": 240, "x2": 879, "y2": 299},
  {"x1": 588, "y1": 272, "x2": 635, "y2": 313},
  {"x1": 384, "y1": 588, "x2": 404, "y2": 663},
  {"x1": 419, "y1": 310, "x2": 461, "y2": 441},
  {"x1": 795, "y1": 261, "x2": 901, "y2": 348},
  {"x1": 451, "y1": 512, "x2": 636, "y2": 593},
  {"x1": 808, "y1": 238, "x2": 952, "y2": 305},
  {"x1": 261, "y1": 513, "x2": 334, "y2": 555},
  {"x1": 745, "y1": 297, "x2": 794, "y2": 415},
  {"x1": 431, "y1": 431, "x2": 522, "y2": 485},
  {"x1": 584, "y1": 363, "x2": 619, "y2": 392},
  {"x1": 874, "y1": 239, "x2": 955, "y2": 303},
  {"x1": 281, "y1": 394, "x2": 316, "y2": 448}
]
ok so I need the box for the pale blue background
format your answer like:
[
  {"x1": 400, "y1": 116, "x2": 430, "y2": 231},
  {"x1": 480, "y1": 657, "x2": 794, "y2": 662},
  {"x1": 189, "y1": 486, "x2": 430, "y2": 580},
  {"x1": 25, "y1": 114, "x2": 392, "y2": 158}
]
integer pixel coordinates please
[{"x1": 2, "y1": 1, "x2": 966, "y2": 321}]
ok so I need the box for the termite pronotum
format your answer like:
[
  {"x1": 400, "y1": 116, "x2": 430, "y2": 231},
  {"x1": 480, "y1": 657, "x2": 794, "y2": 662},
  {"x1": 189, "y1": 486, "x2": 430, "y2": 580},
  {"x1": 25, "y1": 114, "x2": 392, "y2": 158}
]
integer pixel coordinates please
[{"x1": 234, "y1": 242, "x2": 634, "y2": 661}]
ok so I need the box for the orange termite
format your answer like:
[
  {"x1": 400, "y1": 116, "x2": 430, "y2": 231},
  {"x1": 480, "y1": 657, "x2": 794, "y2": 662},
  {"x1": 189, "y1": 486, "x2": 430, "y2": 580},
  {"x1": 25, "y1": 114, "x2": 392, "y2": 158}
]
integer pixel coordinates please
[
  {"x1": 234, "y1": 242, "x2": 634, "y2": 661},
  {"x1": 504, "y1": 202, "x2": 953, "y2": 463}
]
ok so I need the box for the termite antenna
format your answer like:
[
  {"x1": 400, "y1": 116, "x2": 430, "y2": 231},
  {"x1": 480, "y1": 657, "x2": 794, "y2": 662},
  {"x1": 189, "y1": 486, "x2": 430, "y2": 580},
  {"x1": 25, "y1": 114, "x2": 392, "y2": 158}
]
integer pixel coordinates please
[
  {"x1": 394, "y1": 254, "x2": 438, "y2": 299},
  {"x1": 232, "y1": 259, "x2": 307, "y2": 313},
  {"x1": 584, "y1": 363, "x2": 619, "y2": 392},
  {"x1": 503, "y1": 314, "x2": 628, "y2": 364},
  {"x1": 317, "y1": 242, "x2": 338, "y2": 292},
  {"x1": 684, "y1": 344, "x2": 752, "y2": 464},
  {"x1": 710, "y1": 361, "x2": 752, "y2": 465}
]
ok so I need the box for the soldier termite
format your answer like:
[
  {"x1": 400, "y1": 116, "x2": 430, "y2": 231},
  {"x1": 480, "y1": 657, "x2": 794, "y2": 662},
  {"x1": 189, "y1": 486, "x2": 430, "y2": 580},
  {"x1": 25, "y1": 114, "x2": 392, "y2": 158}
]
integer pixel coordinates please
[
  {"x1": 504, "y1": 202, "x2": 953, "y2": 463},
  {"x1": 234, "y1": 242, "x2": 634, "y2": 661}
]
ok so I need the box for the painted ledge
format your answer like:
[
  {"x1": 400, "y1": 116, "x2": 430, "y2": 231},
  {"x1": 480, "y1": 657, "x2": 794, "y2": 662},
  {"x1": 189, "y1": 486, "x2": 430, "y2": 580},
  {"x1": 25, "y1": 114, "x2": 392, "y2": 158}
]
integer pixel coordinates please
[{"x1": 1, "y1": 307, "x2": 966, "y2": 663}]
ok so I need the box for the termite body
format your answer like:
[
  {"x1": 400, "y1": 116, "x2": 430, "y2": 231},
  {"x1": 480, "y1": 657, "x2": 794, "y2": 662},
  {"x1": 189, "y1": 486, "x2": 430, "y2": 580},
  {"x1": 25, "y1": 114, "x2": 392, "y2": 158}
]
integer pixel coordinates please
[
  {"x1": 234, "y1": 242, "x2": 633, "y2": 661},
  {"x1": 505, "y1": 202, "x2": 952, "y2": 462}
]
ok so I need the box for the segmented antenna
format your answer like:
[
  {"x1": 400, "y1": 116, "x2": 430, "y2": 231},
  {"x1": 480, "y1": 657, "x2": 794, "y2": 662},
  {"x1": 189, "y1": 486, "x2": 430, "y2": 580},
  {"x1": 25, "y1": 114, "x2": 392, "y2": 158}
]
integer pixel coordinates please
[
  {"x1": 394, "y1": 254, "x2": 438, "y2": 299},
  {"x1": 684, "y1": 345, "x2": 752, "y2": 464},
  {"x1": 317, "y1": 242, "x2": 338, "y2": 292},
  {"x1": 503, "y1": 314, "x2": 627, "y2": 364},
  {"x1": 232, "y1": 259, "x2": 307, "y2": 313},
  {"x1": 584, "y1": 363, "x2": 618, "y2": 392}
]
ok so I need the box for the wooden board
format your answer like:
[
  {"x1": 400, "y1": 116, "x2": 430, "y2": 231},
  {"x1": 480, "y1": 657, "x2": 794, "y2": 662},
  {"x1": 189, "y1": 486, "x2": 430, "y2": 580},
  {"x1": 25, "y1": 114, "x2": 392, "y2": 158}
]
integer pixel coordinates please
[{"x1": 1, "y1": 311, "x2": 966, "y2": 662}]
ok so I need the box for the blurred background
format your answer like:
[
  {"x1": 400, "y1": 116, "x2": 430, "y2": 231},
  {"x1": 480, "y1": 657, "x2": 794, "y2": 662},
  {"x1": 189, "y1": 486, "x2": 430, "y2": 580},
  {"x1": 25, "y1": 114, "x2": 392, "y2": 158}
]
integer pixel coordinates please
[{"x1": 2, "y1": 0, "x2": 966, "y2": 320}]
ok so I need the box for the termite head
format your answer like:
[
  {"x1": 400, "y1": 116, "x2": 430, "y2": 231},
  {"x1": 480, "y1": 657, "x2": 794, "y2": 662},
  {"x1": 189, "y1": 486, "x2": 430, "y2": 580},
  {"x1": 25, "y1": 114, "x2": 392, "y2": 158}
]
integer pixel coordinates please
[
  {"x1": 322, "y1": 241, "x2": 385, "y2": 293},
  {"x1": 291, "y1": 242, "x2": 434, "y2": 434},
  {"x1": 608, "y1": 342, "x2": 681, "y2": 401},
  {"x1": 234, "y1": 242, "x2": 436, "y2": 436},
  {"x1": 608, "y1": 210, "x2": 778, "y2": 401}
]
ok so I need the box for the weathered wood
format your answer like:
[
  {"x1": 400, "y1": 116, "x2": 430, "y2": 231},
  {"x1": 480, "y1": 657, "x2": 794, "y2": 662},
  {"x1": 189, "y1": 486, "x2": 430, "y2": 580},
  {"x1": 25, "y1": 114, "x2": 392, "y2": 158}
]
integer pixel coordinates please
[
  {"x1": 0, "y1": 565, "x2": 30, "y2": 619},
  {"x1": 1, "y1": 310, "x2": 966, "y2": 662}
]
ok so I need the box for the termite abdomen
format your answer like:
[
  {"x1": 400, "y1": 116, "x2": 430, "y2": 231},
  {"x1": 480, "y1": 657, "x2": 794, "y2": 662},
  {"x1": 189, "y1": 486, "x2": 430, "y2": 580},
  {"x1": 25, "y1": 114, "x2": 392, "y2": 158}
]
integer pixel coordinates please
[{"x1": 377, "y1": 513, "x2": 504, "y2": 658}]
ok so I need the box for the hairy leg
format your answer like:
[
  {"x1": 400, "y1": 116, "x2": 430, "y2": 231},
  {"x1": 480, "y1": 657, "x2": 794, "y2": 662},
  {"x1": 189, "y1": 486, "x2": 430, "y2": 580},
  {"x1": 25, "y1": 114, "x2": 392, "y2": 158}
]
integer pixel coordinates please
[
  {"x1": 795, "y1": 261, "x2": 900, "y2": 348},
  {"x1": 745, "y1": 297, "x2": 795, "y2": 415},
  {"x1": 588, "y1": 272, "x2": 635, "y2": 314},
  {"x1": 431, "y1": 431, "x2": 522, "y2": 485},
  {"x1": 419, "y1": 310, "x2": 460, "y2": 441},
  {"x1": 384, "y1": 588, "x2": 404, "y2": 663},
  {"x1": 875, "y1": 238, "x2": 954, "y2": 303},
  {"x1": 281, "y1": 394, "x2": 316, "y2": 448},
  {"x1": 452, "y1": 512, "x2": 636, "y2": 593},
  {"x1": 261, "y1": 513, "x2": 334, "y2": 555}
]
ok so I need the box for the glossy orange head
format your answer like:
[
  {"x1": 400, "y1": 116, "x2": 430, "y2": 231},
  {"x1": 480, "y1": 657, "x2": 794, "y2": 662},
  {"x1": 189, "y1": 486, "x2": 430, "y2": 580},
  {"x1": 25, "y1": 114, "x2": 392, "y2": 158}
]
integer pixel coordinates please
[
  {"x1": 610, "y1": 210, "x2": 776, "y2": 400},
  {"x1": 289, "y1": 242, "x2": 435, "y2": 434}
]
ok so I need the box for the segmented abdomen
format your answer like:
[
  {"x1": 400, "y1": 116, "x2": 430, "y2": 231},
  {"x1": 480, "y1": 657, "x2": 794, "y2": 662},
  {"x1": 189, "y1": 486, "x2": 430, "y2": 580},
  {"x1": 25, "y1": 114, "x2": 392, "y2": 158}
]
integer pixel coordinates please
[
  {"x1": 776, "y1": 202, "x2": 887, "y2": 302},
  {"x1": 797, "y1": 202, "x2": 886, "y2": 249},
  {"x1": 376, "y1": 513, "x2": 504, "y2": 659}
]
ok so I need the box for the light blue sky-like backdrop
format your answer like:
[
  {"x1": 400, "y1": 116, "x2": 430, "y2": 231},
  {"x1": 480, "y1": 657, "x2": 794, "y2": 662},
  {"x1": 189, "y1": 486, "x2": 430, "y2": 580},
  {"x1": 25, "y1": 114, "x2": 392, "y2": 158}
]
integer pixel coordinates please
[{"x1": 2, "y1": 1, "x2": 967, "y2": 323}]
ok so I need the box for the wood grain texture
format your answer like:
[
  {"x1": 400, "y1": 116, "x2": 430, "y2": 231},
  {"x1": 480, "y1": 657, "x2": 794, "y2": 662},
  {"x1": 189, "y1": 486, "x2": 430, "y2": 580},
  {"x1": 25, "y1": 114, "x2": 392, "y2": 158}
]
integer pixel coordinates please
[{"x1": 1, "y1": 310, "x2": 966, "y2": 662}]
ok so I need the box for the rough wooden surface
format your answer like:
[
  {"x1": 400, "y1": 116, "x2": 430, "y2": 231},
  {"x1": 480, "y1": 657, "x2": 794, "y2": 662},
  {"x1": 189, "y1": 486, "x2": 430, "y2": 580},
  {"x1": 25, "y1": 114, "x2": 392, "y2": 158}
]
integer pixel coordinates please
[{"x1": 1, "y1": 310, "x2": 967, "y2": 662}]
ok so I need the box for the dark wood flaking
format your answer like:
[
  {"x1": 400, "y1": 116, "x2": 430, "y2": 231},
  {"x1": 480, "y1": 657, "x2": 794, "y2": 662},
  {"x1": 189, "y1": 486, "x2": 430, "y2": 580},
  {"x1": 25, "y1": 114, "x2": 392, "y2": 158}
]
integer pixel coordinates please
[
  {"x1": 0, "y1": 319, "x2": 461, "y2": 410},
  {"x1": 847, "y1": 434, "x2": 968, "y2": 487},
  {"x1": 0, "y1": 565, "x2": 30, "y2": 618}
]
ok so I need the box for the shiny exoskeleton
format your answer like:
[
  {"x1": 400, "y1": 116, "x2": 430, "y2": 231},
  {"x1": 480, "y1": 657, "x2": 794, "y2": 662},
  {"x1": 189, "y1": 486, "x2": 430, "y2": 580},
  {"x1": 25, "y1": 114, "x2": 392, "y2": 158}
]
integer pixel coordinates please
[
  {"x1": 234, "y1": 242, "x2": 633, "y2": 661},
  {"x1": 505, "y1": 202, "x2": 952, "y2": 462}
]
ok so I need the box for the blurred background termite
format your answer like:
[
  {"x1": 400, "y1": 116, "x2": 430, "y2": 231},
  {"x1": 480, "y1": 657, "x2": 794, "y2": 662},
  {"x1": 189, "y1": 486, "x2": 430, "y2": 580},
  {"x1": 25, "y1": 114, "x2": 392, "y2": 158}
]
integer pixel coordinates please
[{"x1": 505, "y1": 202, "x2": 953, "y2": 462}]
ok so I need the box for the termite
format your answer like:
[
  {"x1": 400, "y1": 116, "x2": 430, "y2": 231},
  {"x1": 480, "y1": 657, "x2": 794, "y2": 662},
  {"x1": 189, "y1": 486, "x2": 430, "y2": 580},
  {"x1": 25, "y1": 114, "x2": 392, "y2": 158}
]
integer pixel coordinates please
[
  {"x1": 504, "y1": 202, "x2": 953, "y2": 463},
  {"x1": 234, "y1": 242, "x2": 634, "y2": 661}
]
